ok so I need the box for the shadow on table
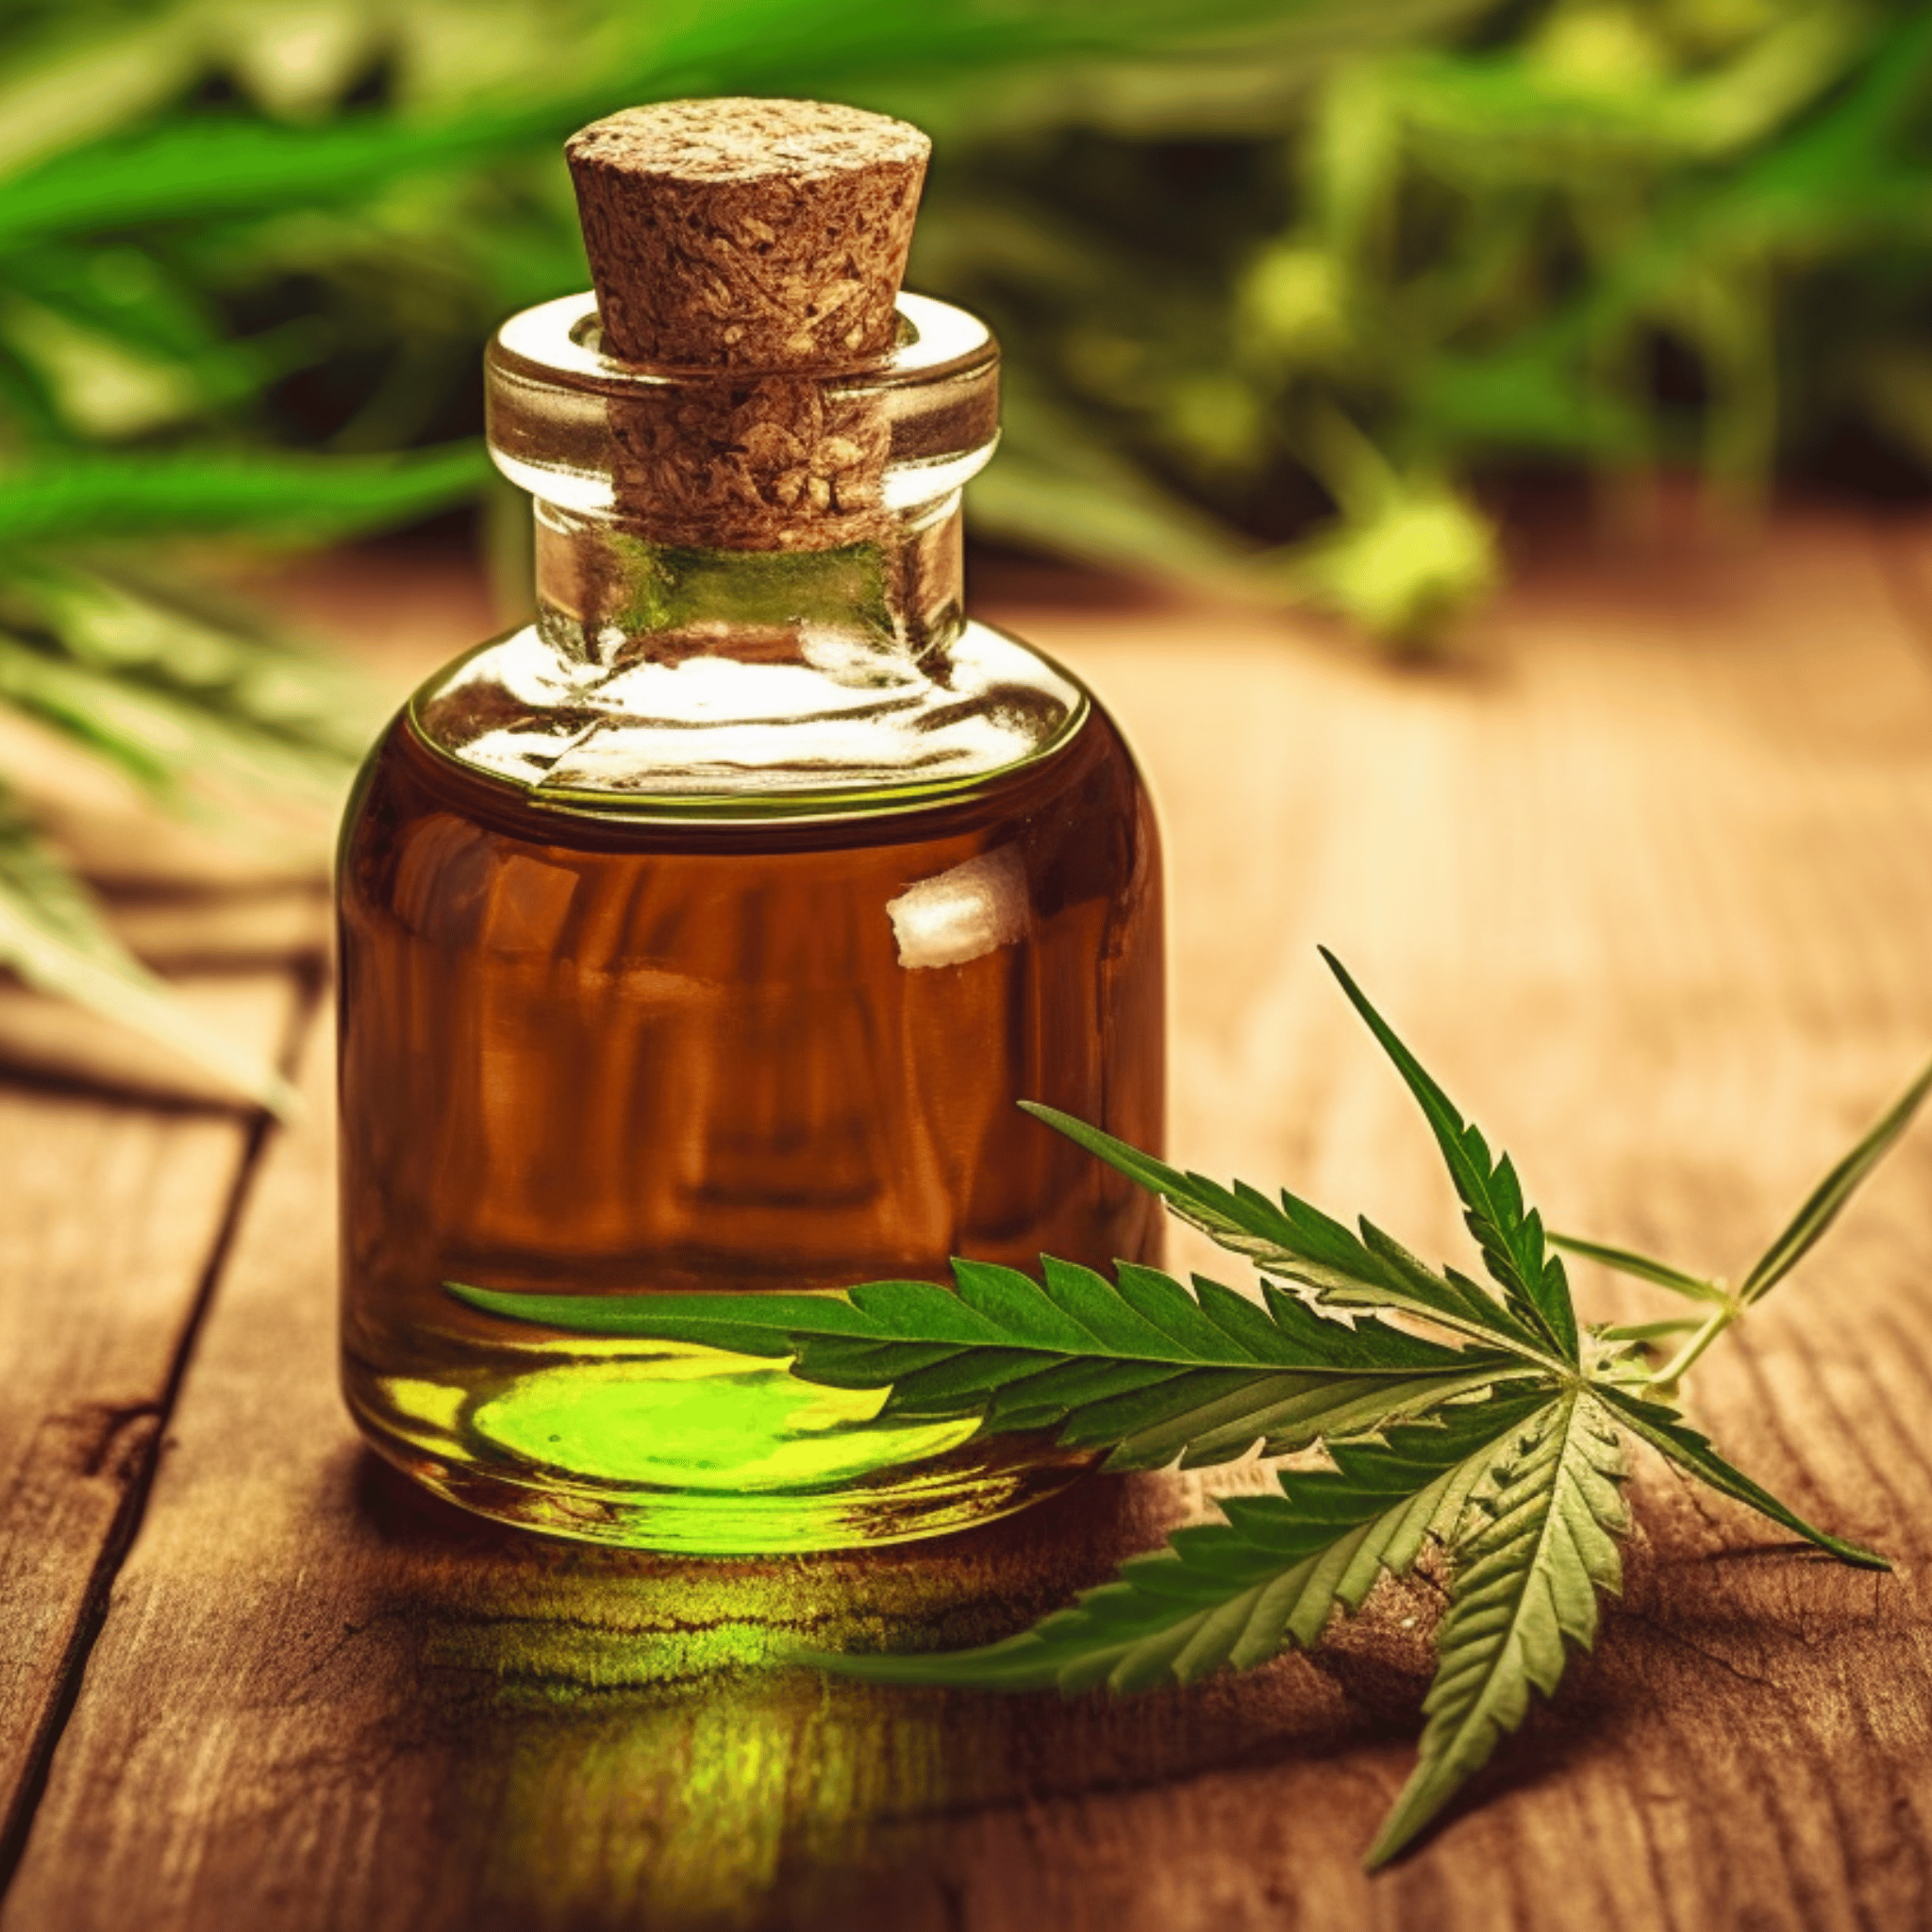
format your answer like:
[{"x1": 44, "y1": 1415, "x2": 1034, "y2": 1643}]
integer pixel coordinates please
[{"x1": 336, "y1": 1450, "x2": 1432, "y2": 1930}]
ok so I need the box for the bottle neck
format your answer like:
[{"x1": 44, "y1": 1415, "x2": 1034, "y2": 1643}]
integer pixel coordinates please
[
  {"x1": 413, "y1": 474, "x2": 1085, "y2": 813},
  {"x1": 532, "y1": 492, "x2": 966, "y2": 674}
]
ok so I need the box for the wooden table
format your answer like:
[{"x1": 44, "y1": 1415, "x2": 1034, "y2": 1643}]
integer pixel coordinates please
[{"x1": 7, "y1": 508, "x2": 1932, "y2": 1930}]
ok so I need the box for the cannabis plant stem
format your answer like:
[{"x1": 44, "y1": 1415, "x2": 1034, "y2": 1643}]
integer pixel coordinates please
[{"x1": 1650, "y1": 1304, "x2": 1740, "y2": 1394}]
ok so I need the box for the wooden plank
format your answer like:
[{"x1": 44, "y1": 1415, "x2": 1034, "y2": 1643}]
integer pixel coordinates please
[
  {"x1": 13, "y1": 508, "x2": 1932, "y2": 1929},
  {"x1": 0, "y1": 973, "x2": 302, "y2": 1870}
]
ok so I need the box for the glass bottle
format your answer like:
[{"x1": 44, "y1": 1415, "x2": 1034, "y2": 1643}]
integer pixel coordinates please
[{"x1": 335, "y1": 105, "x2": 1165, "y2": 1553}]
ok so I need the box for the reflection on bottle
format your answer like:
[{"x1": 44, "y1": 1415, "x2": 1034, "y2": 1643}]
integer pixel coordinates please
[{"x1": 887, "y1": 846, "x2": 1028, "y2": 970}]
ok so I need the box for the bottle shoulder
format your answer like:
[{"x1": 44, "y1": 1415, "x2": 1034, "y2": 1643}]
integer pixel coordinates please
[{"x1": 405, "y1": 615, "x2": 1091, "y2": 823}]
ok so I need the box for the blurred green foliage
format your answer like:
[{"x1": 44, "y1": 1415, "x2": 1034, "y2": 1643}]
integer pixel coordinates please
[{"x1": 0, "y1": 0, "x2": 1929, "y2": 1094}]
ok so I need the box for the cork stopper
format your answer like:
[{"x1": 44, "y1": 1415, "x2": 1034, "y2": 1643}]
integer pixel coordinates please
[
  {"x1": 566, "y1": 98, "x2": 929, "y2": 372},
  {"x1": 558, "y1": 98, "x2": 933, "y2": 550}
]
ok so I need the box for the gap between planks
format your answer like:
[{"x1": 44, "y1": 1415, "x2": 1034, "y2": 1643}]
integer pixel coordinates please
[{"x1": 0, "y1": 965, "x2": 326, "y2": 1901}]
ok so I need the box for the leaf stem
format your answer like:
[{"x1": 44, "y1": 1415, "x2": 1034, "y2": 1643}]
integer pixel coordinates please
[{"x1": 1648, "y1": 1303, "x2": 1740, "y2": 1395}]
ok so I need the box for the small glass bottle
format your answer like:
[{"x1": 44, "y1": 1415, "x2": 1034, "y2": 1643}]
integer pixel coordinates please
[{"x1": 336, "y1": 100, "x2": 1165, "y2": 1552}]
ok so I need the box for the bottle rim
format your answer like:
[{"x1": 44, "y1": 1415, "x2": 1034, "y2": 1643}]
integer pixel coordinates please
[{"x1": 485, "y1": 291, "x2": 1000, "y2": 520}]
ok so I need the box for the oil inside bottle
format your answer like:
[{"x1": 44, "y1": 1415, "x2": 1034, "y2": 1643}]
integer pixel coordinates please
[{"x1": 338, "y1": 647, "x2": 1164, "y2": 1552}]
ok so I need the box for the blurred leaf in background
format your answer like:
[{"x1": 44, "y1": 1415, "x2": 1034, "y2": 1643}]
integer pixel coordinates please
[{"x1": 0, "y1": 0, "x2": 1928, "y2": 1097}]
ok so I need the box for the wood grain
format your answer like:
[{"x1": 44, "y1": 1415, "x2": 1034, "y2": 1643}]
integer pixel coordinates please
[
  {"x1": 0, "y1": 974, "x2": 302, "y2": 1870},
  {"x1": 10, "y1": 509, "x2": 1932, "y2": 1929}
]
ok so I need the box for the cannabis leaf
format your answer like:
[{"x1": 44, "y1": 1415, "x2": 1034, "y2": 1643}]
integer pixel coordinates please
[
  {"x1": 1545, "y1": 1231, "x2": 1730, "y2": 1306},
  {"x1": 1591, "y1": 1387, "x2": 1884, "y2": 1570},
  {"x1": 1366, "y1": 1389, "x2": 1626, "y2": 1866},
  {"x1": 455, "y1": 1256, "x2": 1536, "y2": 1474},
  {"x1": 451, "y1": 951, "x2": 1912, "y2": 1867},
  {"x1": 1736, "y1": 1056, "x2": 1932, "y2": 1305},
  {"x1": 1010, "y1": 1106, "x2": 1561, "y2": 1364},
  {"x1": 1555, "y1": 1045, "x2": 1932, "y2": 1391},
  {"x1": 797, "y1": 1391, "x2": 1552, "y2": 1694},
  {"x1": 0, "y1": 786, "x2": 296, "y2": 1114},
  {"x1": 1321, "y1": 946, "x2": 1578, "y2": 1359}
]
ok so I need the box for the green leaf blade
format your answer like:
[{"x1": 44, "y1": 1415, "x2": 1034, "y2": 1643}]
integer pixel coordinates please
[
  {"x1": 445, "y1": 1284, "x2": 879, "y2": 1356},
  {"x1": 0, "y1": 790, "x2": 295, "y2": 1115},
  {"x1": 1091, "y1": 1361, "x2": 1537, "y2": 1474},
  {"x1": 1595, "y1": 1387, "x2": 1888, "y2": 1571},
  {"x1": 802, "y1": 1391, "x2": 1558, "y2": 1696},
  {"x1": 1739, "y1": 1056, "x2": 1932, "y2": 1305},
  {"x1": 1020, "y1": 1102, "x2": 1557, "y2": 1364},
  {"x1": 1367, "y1": 1389, "x2": 1627, "y2": 1868},
  {"x1": 452, "y1": 1254, "x2": 1526, "y2": 1474},
  {"x1": 1595, "y1": 1318, "x2": 1702, "y2": 1343},
  {"x1": 1319, "y1": 949, "x2": 1580, "y2": 1362},
  {"x1": 949, "y1": 1257, "x2": 1106, "y2": 1350},
  {"x1": 0, "y1": 445, "x2": 489, "y2": 547},
  {"x1": 1549, "y1": 1231, "x2": 1732, "y2": 1306},
  {"x1": 1334, "y1": 1227, "x2": 1554, "y2": 1359}
]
